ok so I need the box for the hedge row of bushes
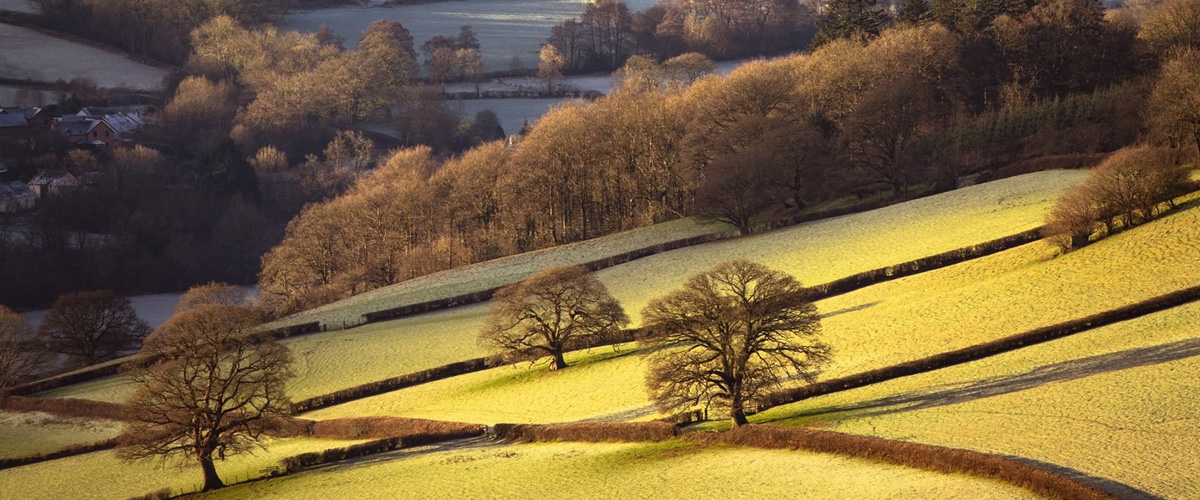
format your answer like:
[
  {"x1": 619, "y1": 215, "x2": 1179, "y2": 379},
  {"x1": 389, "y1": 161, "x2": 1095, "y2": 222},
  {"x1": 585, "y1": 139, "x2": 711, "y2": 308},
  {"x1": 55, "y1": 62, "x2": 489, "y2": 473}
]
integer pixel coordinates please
[
  {"x1": 0, "y1": 395, "x2": 131, "y2": 421},
  {"x1": 493, "y1": 422, "x2": 680, "y2": 443},
  {"x1": 271, "y1": 416, "x2": 486, "y2": 441},
  {"x1": 0, "y1": 438, "x2": 118, "y2": 470},
  {"x1": 6, "y1": 322, "x2": 320, "y2": 397},
  {"x1": 761, "y1": 284, "x2": 1200, "y2": 409},
  {"x1": 691, "y1": 425, "x2": 1117, "y2": 500},
  {"x1": 279, "y1": 428, "x2": 485, "y2": 474},
  {"x1": 361, "y1": 231, "x2": 740, "y2": 325},
  {"x1": 803, "y1": 228, "x2": 1045, "y2": 301}
]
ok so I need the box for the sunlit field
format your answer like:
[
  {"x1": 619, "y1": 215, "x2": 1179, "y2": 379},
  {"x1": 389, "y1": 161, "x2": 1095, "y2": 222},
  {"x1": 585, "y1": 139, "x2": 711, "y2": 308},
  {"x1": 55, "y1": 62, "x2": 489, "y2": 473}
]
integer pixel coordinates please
[
  {"x1": 308, "y1": 344, "x2": 656, "y2": 424},
  {"x1": 197, "y1": 440, "x2": 1038, "y2": 500},
  {"x1": 0, "y1": 411, "x2": 123, "y2": 458},
  {"x1": 0, "y1": 437, "x2": 366, "y2": 500},
  {"x1": 758, "y1": 300, "x2": 1200, "y2": 500},
  {"x1": 44, "y1": 171, "x2": 1086, "y2": 405}
]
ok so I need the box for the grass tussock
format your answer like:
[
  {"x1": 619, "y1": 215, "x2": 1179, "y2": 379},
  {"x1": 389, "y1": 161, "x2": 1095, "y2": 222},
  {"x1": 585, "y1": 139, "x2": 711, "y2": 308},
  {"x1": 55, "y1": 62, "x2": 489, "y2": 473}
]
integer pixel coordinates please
[
  {"x1": 494, "y1": 422, "x2": 679, "y2": 443},
  {"x1": 690, "y1": 425, "x2": 1117, "y2": 500}
]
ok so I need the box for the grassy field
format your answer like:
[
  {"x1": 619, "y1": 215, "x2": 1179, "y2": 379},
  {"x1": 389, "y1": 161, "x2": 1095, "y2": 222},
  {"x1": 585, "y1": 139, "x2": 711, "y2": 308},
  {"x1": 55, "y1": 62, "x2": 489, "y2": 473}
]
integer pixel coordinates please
[
  {"x1": 273, "y1": 217, "x2": 730, "y2": 329},
  {"x1": 45, "y1": 171, "x2": 1086, "y2": 405},
  {"x1": 595, "y1": 170, "x2": 1086, "y2": 324},
  {"x1": 755, "y1": 300, "x2": 1200, "y2": 500},
  {"x1": 0, "y1": 437, "x2": 365, "y2": 500},
  {"x1": 307, "y1": 344, "x2": 656, "y2": 424},
  {"x1": 311, "y1": 188, "x2": 1200, "y2": 432},
  {"x1": 197, "y1": 439, "x2": 1038, "y2": 500},
  {"x1": 0, "y1": 23, "x2": 167, "y2": 89},
  {"x1": 0, "y1": 411, "x2": 123, "y2": 458}
]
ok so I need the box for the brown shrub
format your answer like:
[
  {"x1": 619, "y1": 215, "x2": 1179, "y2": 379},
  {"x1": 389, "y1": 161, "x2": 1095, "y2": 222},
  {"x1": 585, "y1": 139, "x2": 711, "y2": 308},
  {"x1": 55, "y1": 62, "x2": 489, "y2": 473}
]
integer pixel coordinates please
[
  {"x1": 493, "y1": 422, "x2": 679, "y2": 443},
  {"x1": 689, "y1": 425, "x2": 1116, "y2": 500},
  {"x1": 0, "y1": 395, "x2": 131, "y2": 421}
]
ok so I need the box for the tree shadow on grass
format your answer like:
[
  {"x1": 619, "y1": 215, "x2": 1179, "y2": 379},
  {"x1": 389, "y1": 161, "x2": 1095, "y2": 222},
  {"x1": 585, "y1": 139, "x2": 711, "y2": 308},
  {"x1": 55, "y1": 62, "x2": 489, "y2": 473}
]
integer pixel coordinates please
[
  {"x1": 307, "y1": 436, "x2": 503, "y2": 475},
  {"x1": 761, "y1": 337, "x2": 1200, "y2": 423},
  {"x1": 1006, "y1": 455, "x2": 1167, "y2": 500},
  {"x1": 819, "y1": 301, "x2": 881, "y2": 320},
  {"x1": 465, "y1": 345, "x2": 648, "y2": 394}
]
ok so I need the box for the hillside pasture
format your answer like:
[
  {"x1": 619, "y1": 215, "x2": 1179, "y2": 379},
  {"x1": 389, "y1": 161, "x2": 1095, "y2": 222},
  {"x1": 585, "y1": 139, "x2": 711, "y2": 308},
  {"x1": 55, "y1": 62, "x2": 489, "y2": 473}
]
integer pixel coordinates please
[
  {"x1": 0, "y1": 437, "x2": 365, "y2": 500},
  {"x1": 43, "y1": 171, "x2": 1085, "y2": 405},
  {"x1": 0, "y1": 0, "x2": 34, "y2": 13},
  {"x1": 307, "y1": 344, "x2": 655, "y2": 424},
  {"x1": 197, "y1": 440, "x2": 1039, "y2": 500},
  {"x1": 0, "y1": 411, "x2": 122, "y2": 459},
  {"x1": 756, "y1": 301, "x2": 1200, "y2": 500},
  {"x1": 597, "y1": 169, "x2": 1088, "y2": 323},
  {"x1": 0, "y1": 23, "x2": 167, "y2": 89}
]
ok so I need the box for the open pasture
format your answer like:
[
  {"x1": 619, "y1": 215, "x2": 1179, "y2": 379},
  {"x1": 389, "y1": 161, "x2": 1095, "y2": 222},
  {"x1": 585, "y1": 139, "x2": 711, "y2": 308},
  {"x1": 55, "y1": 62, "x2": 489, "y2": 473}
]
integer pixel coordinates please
[
  {"x1": 0, "y1": 411, "x2": 122, "y2": 459},
  {"x1": 197, "y1": 440, "x2": 1038, "y2": 500},
  {"x1": 758, "y1": 300, "x2": 1200, "y2": 500}
]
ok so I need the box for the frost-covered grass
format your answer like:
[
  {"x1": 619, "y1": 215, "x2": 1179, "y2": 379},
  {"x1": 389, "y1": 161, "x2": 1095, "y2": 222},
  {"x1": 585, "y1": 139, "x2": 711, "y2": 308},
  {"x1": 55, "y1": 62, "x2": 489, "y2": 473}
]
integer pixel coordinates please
[
  {"x1": 272, "y1": 216, "x2": 730, "y2": 329},
  {"x1": 308, "y1": 344, "x2": 655, "y2": 424},
  {"x1": 0, "y1": 23, "x2": 167, "y2": 89},
  {"x1": 47, "y1": 171, "x2": 1085, "y2": 404},
  {"x1": 757, "y1": 301, "x2": 1200, "y2": 500},
  {"x1": 0, "y1": 437, "x2": 365, "y2": 500},
  {"x1": 0, "y1": 411, "x2": 123, "y2": 458},
  {"x1": 21, "y1": 291, "x2": 210, "y2": 330},
  {"x1": 197, "y1": 440, "x2": 1037, "y2": 500},
  {"x1": 598, "y1": 169, "x2": 1087, "y2": 324}
]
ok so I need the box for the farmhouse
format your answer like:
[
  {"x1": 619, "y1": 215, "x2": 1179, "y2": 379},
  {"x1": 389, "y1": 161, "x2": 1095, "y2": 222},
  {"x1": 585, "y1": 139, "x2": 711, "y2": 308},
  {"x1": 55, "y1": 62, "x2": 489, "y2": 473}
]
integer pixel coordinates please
[
  {"x1": 28, "y1": 170, "x2": 79, "y2": 198},
  {"x1": 77, "y1": 107, "x2": 145, "y2": 136},
  {"x1": 0, "y1": 107, "x2": 51, "y2": 137},
  {"x1": 54, "y1": 116, "x2": 120, "y2": 149},
  {"x1": 0, "y1": 180, "x2": 35, "y2": 213}
]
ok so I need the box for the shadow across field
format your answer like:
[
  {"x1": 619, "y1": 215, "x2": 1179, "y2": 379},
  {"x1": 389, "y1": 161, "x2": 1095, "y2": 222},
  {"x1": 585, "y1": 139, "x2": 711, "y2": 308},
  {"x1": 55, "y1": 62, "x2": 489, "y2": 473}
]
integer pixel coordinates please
[
  {"x1": 818, "y1": 301, "x2": 881, "y2": 320},
  {"x1": 762, "y1": 337, "x2": 1200, "y2": 423},
  {"x1": 303, "y1": 436, "x2": 501, "y2": 474},
  {"x1": 1005, "y1": 455, "x2": 1167, "y2": 500}
]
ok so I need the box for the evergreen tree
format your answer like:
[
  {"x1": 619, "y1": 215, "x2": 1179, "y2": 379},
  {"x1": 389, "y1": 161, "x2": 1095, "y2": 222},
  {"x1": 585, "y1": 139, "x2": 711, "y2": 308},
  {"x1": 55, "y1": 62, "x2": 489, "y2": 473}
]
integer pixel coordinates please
[
  {"x1": 197, "y1": 139, "x2": 260, "y2": 199},
  {"x1": 931, "y1": 0, "x2": 963, "y2": 30},
  {"x1": 898, "y1": 0, "x2": 932, "y2": 26},
  {"x1": 812, "y1": 0, "x2": 891, "y2": 47}
]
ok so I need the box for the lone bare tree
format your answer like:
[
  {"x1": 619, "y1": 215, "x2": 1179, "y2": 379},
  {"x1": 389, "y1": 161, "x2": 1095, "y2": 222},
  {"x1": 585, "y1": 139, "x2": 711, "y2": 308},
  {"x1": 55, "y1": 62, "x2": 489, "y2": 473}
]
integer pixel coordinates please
[
  {"x1": 39, "y1": 291, "x2": 150, "y2": 366},
  {"x1": 538, "y1": 44, "x2": 565, "y2": 94},
  {"x1": 119, "y1": 304, "x2": 292, "y2": 492},
  {"x1": 0, "y1": 306, "x2": 48, "y2": 388},
  {"x1": 479, "y1": 266, "x2": 628, "y2": 370},
  {"x1": 641, "y1": 260, "x2": 830, "y2": 426}
]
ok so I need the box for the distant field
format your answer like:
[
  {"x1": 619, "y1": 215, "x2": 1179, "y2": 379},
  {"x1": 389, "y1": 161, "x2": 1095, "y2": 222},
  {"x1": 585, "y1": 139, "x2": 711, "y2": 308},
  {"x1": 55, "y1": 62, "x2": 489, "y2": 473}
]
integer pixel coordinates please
[
  {"x1": 0, "y1": 23, "x2": 167, "y2": 89},
  {"x1": 272, "y1": 217, "x2": 730, "y2": 329},
  {"x1": 197, "y1": 440, "x2": 1037, "y2": 500},
  {"x1": 0, "y1": 437, "x2": 365, "y2": 500},
  {"x1": 0, "y1": 0, "x2": 34, "y2": 13},
  {"x1": 47, "y1": 171, "x2": 1086, "y2": 404},
  {"x1": 0, "y1": 411, "x2": 122, "y2": 458},
  {"x1": 308, "y1": 344, "x2": 655, "y2": 424},
  {"x1": 757, "y1": 301, "x2": 1200, "y2": 500},
  {"x1": 283, "y1": 0, "x2": 591, "y2": 72}
]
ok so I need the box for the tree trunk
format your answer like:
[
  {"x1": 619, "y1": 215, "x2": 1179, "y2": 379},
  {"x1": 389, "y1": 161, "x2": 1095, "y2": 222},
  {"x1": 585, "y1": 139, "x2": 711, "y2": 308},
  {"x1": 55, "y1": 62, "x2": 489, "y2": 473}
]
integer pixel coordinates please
[
  {"x1": 550, "y1": 351, "x2": 568, "y2": 370},
  {"x1": 729, "y1": 406, "x2": 749, "y2": 427},
  {"x1": 200, "y1": 456, "x2": 224, "y2": 491}
]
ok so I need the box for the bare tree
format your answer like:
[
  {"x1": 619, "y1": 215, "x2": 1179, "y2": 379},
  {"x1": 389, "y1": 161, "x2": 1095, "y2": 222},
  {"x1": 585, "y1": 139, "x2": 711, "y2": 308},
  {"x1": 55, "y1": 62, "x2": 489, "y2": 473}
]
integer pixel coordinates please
[
  {"x1": 0, "y1": 306, "x2": 48, "y2": 388},
  {"x1": 39, "y1": 291, "x2": 150, "y2": 366},
  {"x1": 1147, "y1": 49, "x2": 1200, "y2": 159},
  {"x1": 538, "y1": 45, "x2": 565, "y2": 94},
  {"x1": 175, "y1": 282, "x2": 251, "y2": 314},
  {"x1": 641, "y1": 260, "x2": 830, "y2": 426},
  {"x1": 1043, "y1": 185, "x2": 1101, "y2": 251},
  {"x1": 119, "y1": 304, "x2": 292, "y2": 492},
  {"x1": 479, "y1": 266, "x2": 628, "y2": 370}
]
